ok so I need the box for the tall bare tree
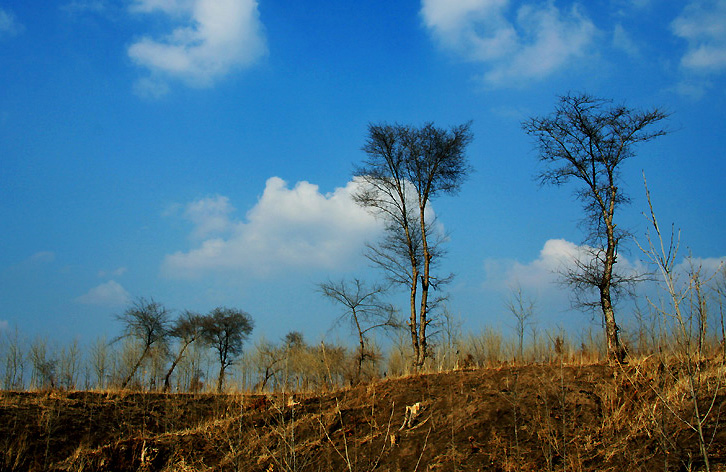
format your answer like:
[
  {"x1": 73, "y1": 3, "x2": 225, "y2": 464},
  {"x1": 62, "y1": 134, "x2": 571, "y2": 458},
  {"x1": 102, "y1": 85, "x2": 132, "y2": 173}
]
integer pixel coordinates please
[
  {"x1": 201, "y1": 307, "x2": 254, "y2": 392},
  {"x1": 522, "y1": 93, "x2": 668, "y2": 363},
  {"x1": 354, "y1": 122, "x2": 473, "y2": 369},
  {"x1": 319, "y1": 278, "x2": 399, "y2": 381},
  {"x1": 115, "y1": 297, "x2": 171, "y2": 389}
]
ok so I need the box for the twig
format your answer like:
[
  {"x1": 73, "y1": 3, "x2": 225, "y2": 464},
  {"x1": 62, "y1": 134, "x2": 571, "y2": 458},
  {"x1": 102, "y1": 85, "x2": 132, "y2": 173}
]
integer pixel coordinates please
[
  {"x1": 371, "y1": 401, "x2": 395, "y2": 470},
  {"x1": 412, "y1": 425, "x2": 432, "y2": 472},
  {"x1": 316, "y1": 398, "x2": 353, "y2": 472}
]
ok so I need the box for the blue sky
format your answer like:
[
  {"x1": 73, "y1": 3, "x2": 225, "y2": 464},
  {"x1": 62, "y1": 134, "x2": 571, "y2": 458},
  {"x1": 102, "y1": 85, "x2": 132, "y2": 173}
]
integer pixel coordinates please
[{"x1": 1, "y1": 0, "x2": 725, "y2": 348}]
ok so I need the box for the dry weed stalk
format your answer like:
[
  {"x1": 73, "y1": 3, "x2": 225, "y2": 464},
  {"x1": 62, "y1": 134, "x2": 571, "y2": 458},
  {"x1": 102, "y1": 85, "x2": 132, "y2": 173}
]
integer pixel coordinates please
[
  {"x1": 370, "y1": 401, "x2": 396, "y2": 470},
  {"x1": 635, "y1": 173, "x2": 725, "y2": 471},
  {"x1": 412, "y1": 425, "x2": 432, "y2": 472}
]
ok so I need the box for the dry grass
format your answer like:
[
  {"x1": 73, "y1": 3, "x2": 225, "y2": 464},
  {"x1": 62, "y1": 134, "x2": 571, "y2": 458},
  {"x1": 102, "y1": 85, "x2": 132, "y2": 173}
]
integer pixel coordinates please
[
  {"x1": 10, "y1": 363, "x2": 721, "y2": 469},
  {"x1": 1, "y1": 348, "x2": 725, "y2": 471}
]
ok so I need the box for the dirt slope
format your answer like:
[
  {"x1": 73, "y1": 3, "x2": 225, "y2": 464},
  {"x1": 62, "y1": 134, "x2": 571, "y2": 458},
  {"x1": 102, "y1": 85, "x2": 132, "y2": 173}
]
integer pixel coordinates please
[{"x1": 1, "y1": 363, "x2": 724, "y2": 471}]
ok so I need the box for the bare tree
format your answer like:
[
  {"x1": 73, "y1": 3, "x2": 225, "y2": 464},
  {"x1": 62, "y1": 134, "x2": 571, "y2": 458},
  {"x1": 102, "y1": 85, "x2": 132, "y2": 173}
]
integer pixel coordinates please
[
  {"x1": 716, "y1": 266, "x2": 726, "y2": 361},
  {"x1": 89, "y1": 336, "x2": 109, "y2": 390},
  {"x1": 2, "y1": 327, "x2": 24, "y2": 390},
  {"x1": 506, "y1": 284, "x2": 536, "y2": 363},
  {"x1": 523, "y1": 93, "x2": 668, "y2": 363},
  {"x1": 29, "y1": 337, "x2": 56, "y2": 390},
  {"x1": 283, "y1": 331, "x2": 305, "y2": 349},
  {"x1": 163, "y1": 310, "x2": 205, "y2": 392},
  {"x1": 438, "y1": 306, "x2": 462, "y2": 370},
  {"x1": 354, "y1": 122, "x2": 473, "y2": 369},
  {"x1": 201, "y1": 307, "x2": 254, "y2": 393},
  {"x1": 281, "y1": 331, "x2": 308, "y2": 390},
  {"x1": 115, "y1": 297, "x2": 171, "y2": 389},
  {"x1": 251, "y1": 336, "x2": 286, "y2": 391},
  {"x1": 687, "y1": 261, "x2": 709, "y2": 360},
  {"x1": 319, "y1": 278, "x2": 399, "y2": 382},
  {"x1": 58, "y1": 339, "x2": 81, "y2": 390}
]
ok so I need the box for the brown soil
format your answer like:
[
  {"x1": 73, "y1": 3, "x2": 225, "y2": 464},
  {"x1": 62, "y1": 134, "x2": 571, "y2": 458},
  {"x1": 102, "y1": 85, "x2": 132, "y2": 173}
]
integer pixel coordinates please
[{"x1": 1, "y1": 363, "x2": 725, "y2": 471}]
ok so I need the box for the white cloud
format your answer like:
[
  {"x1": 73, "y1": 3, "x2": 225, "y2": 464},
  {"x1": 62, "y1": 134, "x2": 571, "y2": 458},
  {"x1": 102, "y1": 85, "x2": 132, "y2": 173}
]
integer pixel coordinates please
[
  {"x1": 485, "y1": 239, "x2": 724, "y2": 300},
  {"x1": 420, "y1": 0, "x2": 597, "y2": 86},
  {"x1": 672, "y1": 256, "x2": 726, "y2": 284},
  {"x1": 29, "y1": 251, "x2": 56, "y2": 264},
  {"x1": 612, "y1": 0, "x2": 651, "y2": 15},
  {"x1": 672, "y1": 0, "x2": 726, "y2": 72},
  {"x1": 128, "y1": 0, "x2": 266, "y2": 92},
  {"x1": 76, "y1": 280, "x2": 131, "y2": 306},
  {"x1": 0, "y1": 8, "x2": 22, "y2": 38},
  {"x1": 690, "y1": 257, "x2": 725, "y2": 274},
  {"x1": 0, "y1": 320, "x2": 8, "y2": 332},
  {"x1": 484, "y1": 239, "x2": 588, "y2": 291},
  {"x1": 421, "y1": 0, "x2": 517, "y2": 61},
  {"x1": 130, "y1": 0, "x2": 193, "y2": 14},
  {"x1": 483, "y1": 238, "x2": 646, "y2": 291},
  {"x1": 162, "y1": 177, "x2": 384, "y2": 278},
  {"x1": 670, "y1": 79, "x2": 709, "y2": 100},
  {"x1": 132, "y1": 76, "x2": 171, "y2": 99},
  {"x1": 184, "y1": 195, "x2": 236, "y2": 239},
  {"x1": 613, "y1": 23, "x2": 640, "y2": 57}
]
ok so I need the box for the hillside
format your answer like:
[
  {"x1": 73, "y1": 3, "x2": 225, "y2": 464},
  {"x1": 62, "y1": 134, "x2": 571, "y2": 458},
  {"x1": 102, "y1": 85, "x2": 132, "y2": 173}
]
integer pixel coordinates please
[{"x1": 1, "y1": 362, "x2": 725, "y2": 471}]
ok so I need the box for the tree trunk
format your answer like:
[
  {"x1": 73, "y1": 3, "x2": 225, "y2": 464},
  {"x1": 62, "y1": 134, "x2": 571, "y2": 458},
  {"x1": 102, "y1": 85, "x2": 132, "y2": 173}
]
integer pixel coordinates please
[
  {"x1": 601, "y1": 217, "x2": 626, "y2": 364},
  {"x1": 217, "y1": 365, "x2": 226, "y2": 393},
  {"x1": 355, "y1": 318, "x2": 366, "y2": 384},
  {"x1": 121, "y1": 345, "x2": 149, "y2": 389},
  {"x1": 600, "y1": 286, "x2": 625, "y2": 364},
  {"x1": 163, "y1": 340, "x2": 193, "y2": 392},
  {"x1": 259, "y1": 367, "x2": 272, "y2": 392},
  {"x1": 409, "y1": 268, "x2": 420, "y2": 370},
  {"x1": 417, "y1": 206, "x2": 431, "y2": 369},
  {"x1": 417, "y1": 278, "x2": 429, "y2": 368}
]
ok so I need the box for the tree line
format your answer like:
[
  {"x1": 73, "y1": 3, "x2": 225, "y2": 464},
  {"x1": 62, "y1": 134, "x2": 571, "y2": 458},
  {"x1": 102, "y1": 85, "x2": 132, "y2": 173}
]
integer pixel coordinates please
[{"x1": 114, "y1": 299, "x2": 253, "y2": 392}]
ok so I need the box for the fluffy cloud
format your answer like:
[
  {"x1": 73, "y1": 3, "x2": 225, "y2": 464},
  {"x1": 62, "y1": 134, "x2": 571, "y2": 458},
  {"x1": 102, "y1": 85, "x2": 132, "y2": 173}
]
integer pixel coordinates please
[
  {"x1": 484, "y1": 239, "x2": 725, "y2": 306},
  {"x1": 672, "y1": 0, "x2": 726, "y2": 72},
  {"x1": 128, "y1": 0, "x2": 266, "y2": 92},
  {"x1": 0, "y1": 8, "x2": 22, "y2": 38},
  {"x1": 483, "y1": 239, "x2": 647, "y2": 292},
  {"x1": 76, "y1": 280, "x2": 131, "y2": 306},
  {"x1": 162, "y1": 177, "x2": 384, "y2": 278},
  {"x1": 484, "y1": 239, "x2": 588, "y2": 291},
  {"x1": 420, "y1": 0, "x2": 596, "y2": 86},
  {"x1": 0, "y1": 320, "x2": 8, "y2": 332}
]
